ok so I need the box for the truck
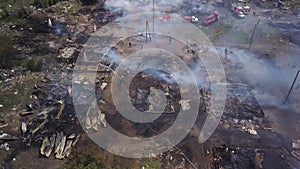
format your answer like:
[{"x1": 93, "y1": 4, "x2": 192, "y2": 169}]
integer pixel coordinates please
[
  {"x1": 203, "y1": 13, "x2": 219, "y2": 25},
  {"x1": 184, "y1": 16, "x2": 199, "y2": 23},
  {"x1": 159, "y1": 14, "x2": 171, "y2": 21},
  {"x1": 243, "y1": 6, "x2": 251, "y2": 15},
  {"x1": 232, "y1": 6, "x2": 245, "y2": 18}
]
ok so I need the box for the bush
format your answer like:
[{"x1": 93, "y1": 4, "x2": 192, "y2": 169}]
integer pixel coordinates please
[
  {"x1": 63, "y1": 153, "x2": 104, "y2": 169},
  {"x1": 33, "y1": 0, "x2": 70, "y2": 8},
  {"x1": 17, "y1": 7, "x2": 32, "y2": 19},
  {"x1": 80, "y1": 0, "x2": 99, "y2": 6},
  {"x1": 0, "y1": 33, "x2": 17, "y2": 69},
  {"x1": 142, "y1": 158, "x2": 160, "y2": 169},
  {"x1": 25, "y1": 58, "x2": 43, "y2": 72},
  {"x1": 0, "y1": 8, "x2": 9, "y2": 19}
]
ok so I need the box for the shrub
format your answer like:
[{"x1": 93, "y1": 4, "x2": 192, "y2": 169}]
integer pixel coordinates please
[
  {"x1": 0, "y1": 33, "x2": 17, "y2": 69},
  {"x1": 17, "y1": 7, "x2": 32, "y2": 19},
  {"x1": 25, "y1": 58, "x2": 43, "y2": 72}
]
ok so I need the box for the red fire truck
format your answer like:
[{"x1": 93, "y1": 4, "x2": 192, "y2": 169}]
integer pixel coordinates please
[
  {"x1": 159, "y1": 14, "x2": 171, "y2": 21},
  {"x1": 203, "y1": 13, "x2": 219, "y2": 25}
]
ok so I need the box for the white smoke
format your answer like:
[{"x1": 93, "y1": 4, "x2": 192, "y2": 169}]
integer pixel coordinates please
[
  {"x1": 215, "y1": 47, "x2": 300, "y2": 112},
  {"x1": 104, "y1": 0, "x2": 187, "y2": 14}
]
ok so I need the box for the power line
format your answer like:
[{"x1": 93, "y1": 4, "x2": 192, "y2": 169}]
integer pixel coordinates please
[{"x1": 249, "y1": 19, "x2": 260, "y2": 50}]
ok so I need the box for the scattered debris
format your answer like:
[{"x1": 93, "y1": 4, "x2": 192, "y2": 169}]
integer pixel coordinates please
[
  {"x1": 179, "y1": 100, "x2": 191, "y2": 111},
  {"x1": 48, "y1": 18, "x2": 52, "y2": 28},
  {"x1": 55, "y1": 100, "x2": 65, "y2": 119},
  {"x1": 0, "y1": 143, "x2": 10, "y2": 151},
  {"x1": 148, "y1": 87, "x2": 165, "y2": 112},
  {"x1": 212, "y1": 145, "x2": 256, "y2": 169},
  {"x1": 162, "y1": 148, "x2": 189, "y2": 168},
  {"x1": 0, "y1": 0, "x2": 298, "y2": 167},
  {"x1": 31, "y1": 119, "x2": 49, "y2": 135},
  {"x1": 21, "y1": 122, "x2": 27, "y2": 134},
  {"x1": 291, "y1": 151, "x2": 300, "y2": 161},
  {"x1": 58, "y1": 47, "x2": 77, "y2": 59},
  {"x1": 254, "y1": 152, "x2": 264, "y2": 169},
  {"x1": 0, "y1": 124, "x2": 8, "y2": 128},
  {"x1": 93, "y1": 24, "x2": 97, "y2": 32},
  {"x1": 40, "y1": 132, "x2": 80, "y2": 159},
  {"x1": 247, "y1": 128, "x2": 258, "y2": 135},
  {"x1": 0, "y1": 133, "x2": 18, "y2": 141},
  {"x1": 100, "y1": 82, "x2": 108, "y2": 90},
  {"x1": 85, "y1": 100, "x2": 106, "y2": 131},
  {"x1": 19, "y1": 111, "x2": 33, "y2": 116},
  {"x1": 292, "y1": 140, "x2": 300, "y2": 149}
]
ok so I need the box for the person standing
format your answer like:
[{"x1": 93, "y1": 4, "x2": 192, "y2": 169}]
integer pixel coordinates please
[{"x1": 225, "y1": 48, "x2": 228, "y2": 60}]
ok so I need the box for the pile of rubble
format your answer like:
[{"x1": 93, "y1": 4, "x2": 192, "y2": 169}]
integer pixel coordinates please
[
  {"x1": 221, "y1": 83, "x2": 265, "y2": 136},
  {"x1": 291, "y1": 140, "x2": 300, "y2": 161},
  {"x1": 18, "y1": 72, "x2": 84, "y2": 159},
  {"x1": 85, "y1": 99, "x2": 107, "y2": 131},
  {"x1": 0, "y1": 67, "x2": 84, "y2": 159},
  {"x1": 211, "y1": 144, "x2": 264, "y2": 169},
  {"x1": 40, "y1": 132, "x2": 80, "y2": 159},
  {"x1": 0, "y1": 46, "x2": 109, "y2": 161},
  {"x1": 161, "y1": 148, "x2": 192, "y2": 169},
  {"x1": 0, "y1": 68, "x2": 27, "y2": 89},
  {"x1": 130, "y1": 72, "x2": 181, "y2": 114}
]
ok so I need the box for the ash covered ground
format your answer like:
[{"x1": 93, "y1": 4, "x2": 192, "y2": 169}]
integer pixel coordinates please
[{"x1": 0, "y1": 0, "x2": 300, "y2": 169}]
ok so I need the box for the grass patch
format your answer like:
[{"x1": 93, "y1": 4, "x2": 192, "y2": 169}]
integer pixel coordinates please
[
  {"x1": 0, "y1": 0, "x2": 16, "y2": 9},
  {"x1": 200, "y1": 20, "x2": 251, "y2": 44},
  {"x1": 0, "y1": 32, "x2": 18, "y2": 69},
  {"x1": 0, "y1": 0, "x2": 33, "y2": 25},
  {"x1": 221, "y1": 28, "x2": 250, "y2": 43},
  {"x1": 201, "y1": 23, "x2": 232, "y2": 42},
  {"x1": 0, "y1": 0, "x2": 82, "y2": 26},
  {"x1": 62, "y1": 152, "x2": 105, "y2": 169},
  {"x1": 142, "y1": 158, "x2": 161, "y2": 169},
  {"x1": 0, "y1": 75, "x2": 42, "y2": 113},
  {"x1": 73, "y1": 154, "x2": 104, "y2": 169},
  {"x1": 23, "y1": 58, "x2": 44, "y2": 72},
  {"x1": 108, "y1": 156, "x2": 133, "y2": 169},
  {"x1": 49, "y1": 0, "x2": 82, "y2": 15}
]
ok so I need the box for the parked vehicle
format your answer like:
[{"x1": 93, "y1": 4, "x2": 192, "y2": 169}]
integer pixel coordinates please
[
  {"x1": 184, "y1": 16, "x2": 199, "y2": 23},
  {"x1": 203, "y1": 13, "x2": 219, "y2": 25},
  {"x1": 243, "y1": 6, "x2": 251, "y2": 15},
  {"x1": 233, "y1": 6, "x2": 243, "y2": 15},
  {"x1": 159, "y1": 14, "x2": 171, "y2": 21},
  {"x1": 237, "y1": 11, "x2": 246, "y2": 18},
  {"x1": 233, "y1": 6, "x2": 246, "y2": 18}
]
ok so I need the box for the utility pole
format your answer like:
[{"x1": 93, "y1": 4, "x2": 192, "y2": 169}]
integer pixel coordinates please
[
  {"x1": 153, "y1": 0, "x2": 155, "y2": 36},
  {"x1": 284, "y1": 70, "x2": 300, "y2": 104},
  {"x1": 146, "y1": 21, "x2": 151, "y2": 42},
  {"x1": 249, "y1": 19, "x2": 260, "y2": 50},
  {"x1": 146, "y1": 21, "x2": 148, "y2": 42}
]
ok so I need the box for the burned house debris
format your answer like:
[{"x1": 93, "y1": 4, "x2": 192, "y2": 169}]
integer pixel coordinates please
[
  {"x1": 0, "y1": 0, "x2": 299, "y2": 168},
  {"x1": 19, "y1": 73, "x2": 83, "y2": 159}
]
